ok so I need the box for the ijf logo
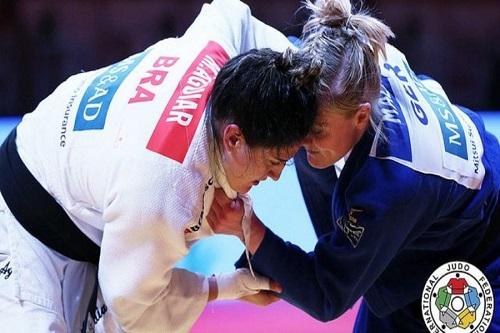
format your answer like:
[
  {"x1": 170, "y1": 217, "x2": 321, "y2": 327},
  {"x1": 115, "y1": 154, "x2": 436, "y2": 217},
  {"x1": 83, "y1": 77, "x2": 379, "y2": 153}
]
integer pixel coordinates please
[{"x1": 422, "y1": 261, "x2": 494, "y2": 333}]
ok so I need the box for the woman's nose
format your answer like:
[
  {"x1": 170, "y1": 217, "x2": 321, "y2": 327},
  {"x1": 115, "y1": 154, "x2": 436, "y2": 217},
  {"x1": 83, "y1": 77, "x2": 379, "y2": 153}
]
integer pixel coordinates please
[
  {"x1": 302, "y1": 134, "x2": 314, "y2": 147},
  {"x1": 269, "y1": 164, "x2": 285, "y2": 181}
]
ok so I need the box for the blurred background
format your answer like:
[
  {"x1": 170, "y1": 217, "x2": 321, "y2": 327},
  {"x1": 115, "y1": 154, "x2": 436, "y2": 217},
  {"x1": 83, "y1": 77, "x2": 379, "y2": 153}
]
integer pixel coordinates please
[
  {"x1": 1, "y1": 0, "x2": 500, "y2": 117},
  {"x1": 1, "y1": 0, "x2": 499, "y2": 332}
]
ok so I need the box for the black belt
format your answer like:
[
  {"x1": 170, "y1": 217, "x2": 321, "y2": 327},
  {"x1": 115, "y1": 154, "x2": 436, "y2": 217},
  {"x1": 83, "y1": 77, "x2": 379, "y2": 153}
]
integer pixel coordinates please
[{"x1": 0, "y1": 128, "x2": 100, "y2": 265}]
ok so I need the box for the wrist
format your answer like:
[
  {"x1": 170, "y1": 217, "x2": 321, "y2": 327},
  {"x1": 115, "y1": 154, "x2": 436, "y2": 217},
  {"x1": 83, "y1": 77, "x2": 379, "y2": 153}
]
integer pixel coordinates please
[
  {"x1": 247, "y1": 213, "x2": 265, "y2": 255},
  {"x1": 215, "y1": 268, "x2": 270, "y2": 300},
  {"x1": 208, "y1": 275, "x2": 218, "y2": 301}
]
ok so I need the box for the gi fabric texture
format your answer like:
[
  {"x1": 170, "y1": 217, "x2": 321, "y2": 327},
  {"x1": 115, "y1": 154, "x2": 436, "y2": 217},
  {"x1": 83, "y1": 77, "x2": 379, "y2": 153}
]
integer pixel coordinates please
[
  {"x1": 243, "y1": 45, "x2": 500, "y2": 332},
  {"x1": 0, "y1": 0, "x2": 292, "y2": 332}
]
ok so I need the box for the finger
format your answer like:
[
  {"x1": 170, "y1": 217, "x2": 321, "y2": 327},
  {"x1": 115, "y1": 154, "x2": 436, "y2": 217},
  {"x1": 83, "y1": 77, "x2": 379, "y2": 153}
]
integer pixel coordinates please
[
  {"x1": 260, "y1": 290, "x2": 281, "y2": 303},
  {"x1": 269, "y1": 280, "x2": 283, "y2": 294},
  {"x1": 212, "y1": 189, "x2": 223, "y2": 206},
  {"x1": 207, "y1": 201, "x2": 222, "y2": 223},
  {"x1": 229, "y1": 197, "x2": 243, "y2": 213},
  {"x1": 213, "y1": 188, "x2": 233, "y2": 205},
  {"x1": 208, "y1": 199, "x2": 222, "y2": 220},
  {"x1": 239, "y1": 292, "x2": 280, "y2": 306},
  {"x1": 206, "y1": 211, "x2": 217, "y2": 231}
]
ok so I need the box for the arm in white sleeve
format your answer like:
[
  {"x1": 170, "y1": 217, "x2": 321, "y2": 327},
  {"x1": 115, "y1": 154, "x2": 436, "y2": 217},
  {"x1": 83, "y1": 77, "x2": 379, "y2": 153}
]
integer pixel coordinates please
[
  {"x1": 98, "y1": 160, "x2": 209, "y2": 333},
  {"x1": 99, "y1": 222, "x2": 208, "y2": 333},
  {"x1": 184, "y1": 0, "x2": 293, "y2": 55},
  {"x1": 211, "y1": 0, "x2": 293, "y2": 52}
]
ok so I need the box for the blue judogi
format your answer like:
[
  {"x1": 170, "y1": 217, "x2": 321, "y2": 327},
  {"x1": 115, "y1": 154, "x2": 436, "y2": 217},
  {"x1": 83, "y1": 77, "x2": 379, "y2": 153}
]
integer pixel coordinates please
[{"x1": 242, "y1": 45, "x2": 500, "y2": 332}]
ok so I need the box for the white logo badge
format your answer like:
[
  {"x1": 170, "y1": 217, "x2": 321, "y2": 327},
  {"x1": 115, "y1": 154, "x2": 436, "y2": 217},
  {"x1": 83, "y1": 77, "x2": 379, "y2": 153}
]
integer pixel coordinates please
[{"x1": 422, "y1": 261, "x2": 494, "y2": 332}]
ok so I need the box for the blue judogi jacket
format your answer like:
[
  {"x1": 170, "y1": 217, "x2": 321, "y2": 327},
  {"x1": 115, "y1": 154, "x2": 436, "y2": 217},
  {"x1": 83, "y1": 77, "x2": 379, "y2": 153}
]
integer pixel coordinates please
[{"x1": 241, "y1": 45, "x2": 500, "y2": 330}]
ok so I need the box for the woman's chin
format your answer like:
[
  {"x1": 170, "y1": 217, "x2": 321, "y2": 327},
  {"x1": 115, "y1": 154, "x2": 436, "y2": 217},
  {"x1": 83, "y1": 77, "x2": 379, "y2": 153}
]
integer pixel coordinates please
[
  {"x1": 233, "y1": 183, "x2": 252, "y2": 194},
  {"x1": 240, "y1": 185, "x2": 252, "y2": 194},
  {"x1": 306, "y1": 154, "x2": 335, "y2": 169}
]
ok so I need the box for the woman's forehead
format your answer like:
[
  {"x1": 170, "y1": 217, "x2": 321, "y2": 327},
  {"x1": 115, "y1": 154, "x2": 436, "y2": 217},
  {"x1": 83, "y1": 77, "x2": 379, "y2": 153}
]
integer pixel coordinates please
[
  {"x1": 314, "y1": 109, "x2": 333, "y2": 125},
  {"x1": 266, "y1": 145, "x2": 298, "y2": 159}
]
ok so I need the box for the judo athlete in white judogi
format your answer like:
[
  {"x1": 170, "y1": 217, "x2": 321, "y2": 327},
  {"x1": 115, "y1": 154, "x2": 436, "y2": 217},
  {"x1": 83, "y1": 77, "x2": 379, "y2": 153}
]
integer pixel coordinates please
[{"x1": 0, "y1": 0, "x2": 320, "y2": 331}]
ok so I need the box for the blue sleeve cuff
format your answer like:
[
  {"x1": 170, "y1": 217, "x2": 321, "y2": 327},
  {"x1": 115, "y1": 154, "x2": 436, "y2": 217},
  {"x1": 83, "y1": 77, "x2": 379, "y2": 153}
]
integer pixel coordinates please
[{"x1": 251, "y1": 226, "x2": 288, "y2": 275}]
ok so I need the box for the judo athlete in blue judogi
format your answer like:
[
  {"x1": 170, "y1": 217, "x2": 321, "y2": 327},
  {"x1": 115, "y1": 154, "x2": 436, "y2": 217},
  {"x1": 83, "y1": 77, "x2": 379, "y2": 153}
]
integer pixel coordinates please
[{"x1": 208, "y1": 0, "x2": 500, "y2": 331}]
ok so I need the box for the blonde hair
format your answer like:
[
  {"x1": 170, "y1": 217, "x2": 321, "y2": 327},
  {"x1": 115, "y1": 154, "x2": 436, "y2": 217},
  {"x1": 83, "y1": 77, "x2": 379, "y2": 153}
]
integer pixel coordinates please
[{"x1": 301, "y1": 0, "x2": 394, "y2": 128}]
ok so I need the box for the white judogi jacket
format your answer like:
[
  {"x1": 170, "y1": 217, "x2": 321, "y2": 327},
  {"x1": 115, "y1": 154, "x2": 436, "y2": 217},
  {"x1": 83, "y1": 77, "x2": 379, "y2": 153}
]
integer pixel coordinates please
[{"x1": 14, "y1": 0, "x2": 291, "y2": 331}]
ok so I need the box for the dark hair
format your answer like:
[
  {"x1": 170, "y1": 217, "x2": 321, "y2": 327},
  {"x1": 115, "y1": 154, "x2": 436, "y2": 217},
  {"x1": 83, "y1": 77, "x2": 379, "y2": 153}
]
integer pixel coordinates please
[{"x1": 209, "y1": 48, "x2": 320, "y2": 149}]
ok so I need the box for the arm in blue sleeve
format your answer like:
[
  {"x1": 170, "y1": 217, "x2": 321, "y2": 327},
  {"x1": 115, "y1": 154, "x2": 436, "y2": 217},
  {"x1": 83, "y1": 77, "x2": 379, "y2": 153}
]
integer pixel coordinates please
[
  {"x1": 249, "y1": 158, "x2": 426, "y2": 321},
  {"x1": 294, "y1": 148, "x2": 337, "y2": 237}
]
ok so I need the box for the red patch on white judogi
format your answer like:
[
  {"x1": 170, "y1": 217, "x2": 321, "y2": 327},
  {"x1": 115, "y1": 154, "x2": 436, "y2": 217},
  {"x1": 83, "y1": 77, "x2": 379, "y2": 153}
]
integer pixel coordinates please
[{"x1": 147, "y1": 41, "x2": 229, "y2": 163}]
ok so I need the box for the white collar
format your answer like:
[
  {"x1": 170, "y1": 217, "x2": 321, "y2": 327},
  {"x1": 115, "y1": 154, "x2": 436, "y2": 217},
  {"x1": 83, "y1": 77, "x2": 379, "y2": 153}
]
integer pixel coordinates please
[{"x1": 334, "y1": 149, "x2": 352, "y2": 178}]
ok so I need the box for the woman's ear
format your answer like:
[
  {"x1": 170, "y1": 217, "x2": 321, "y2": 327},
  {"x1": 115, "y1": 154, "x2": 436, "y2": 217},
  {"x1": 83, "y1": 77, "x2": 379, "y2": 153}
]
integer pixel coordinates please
[
  {"x1": 222, "y1": 124, "x2": 245, "y2": 152},
  {"x1": 354, "y1": 103, "x2": 372, "y2": 130}
]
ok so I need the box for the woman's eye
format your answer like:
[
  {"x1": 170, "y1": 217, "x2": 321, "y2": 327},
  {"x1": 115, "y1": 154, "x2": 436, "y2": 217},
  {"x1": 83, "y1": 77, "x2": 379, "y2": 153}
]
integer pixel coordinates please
[
  {"x1": 311, "y1": 127, "x2": 323, "y2": 135},
  {"x1": 311, "y1": 126, "x2": 328, "y2": 138},
  {"x1": 269, "y1": 159, "x2": 285, "y2": 167}
]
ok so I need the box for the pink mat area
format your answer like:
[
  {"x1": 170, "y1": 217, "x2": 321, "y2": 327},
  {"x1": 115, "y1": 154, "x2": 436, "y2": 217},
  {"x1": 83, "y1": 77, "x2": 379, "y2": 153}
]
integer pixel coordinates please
[{"x1": 191, "y1": 299, "x2": 360, "y2": 333}]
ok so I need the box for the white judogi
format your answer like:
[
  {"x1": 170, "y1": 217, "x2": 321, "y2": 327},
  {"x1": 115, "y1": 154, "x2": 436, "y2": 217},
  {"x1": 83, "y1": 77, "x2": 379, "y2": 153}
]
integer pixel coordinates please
[{"x1": 0, "y1": 0, "x2": 291, "y2": 332}]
